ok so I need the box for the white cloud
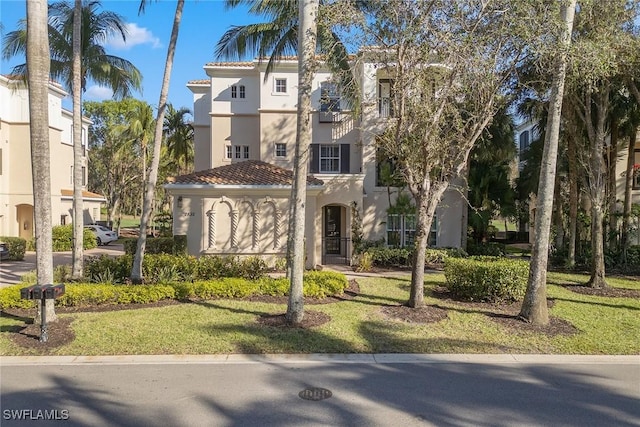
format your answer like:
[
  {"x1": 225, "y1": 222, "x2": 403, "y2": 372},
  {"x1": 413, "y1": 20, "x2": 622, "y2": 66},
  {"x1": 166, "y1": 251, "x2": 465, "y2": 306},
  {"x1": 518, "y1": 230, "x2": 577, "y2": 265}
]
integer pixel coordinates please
[
  {"x1": 84, "y1": 85, "x2": 114, "y2": 101},
  {"x1": 106, "y1": 23, "x2": 162, "y2": 50}
]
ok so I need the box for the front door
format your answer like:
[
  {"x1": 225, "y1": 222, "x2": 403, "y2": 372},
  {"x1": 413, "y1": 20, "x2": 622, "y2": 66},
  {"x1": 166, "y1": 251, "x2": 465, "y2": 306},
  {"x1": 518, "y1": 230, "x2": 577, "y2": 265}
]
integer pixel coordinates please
[{"x1": 324, "y1": 206, "x2": 341, "y2": 255}]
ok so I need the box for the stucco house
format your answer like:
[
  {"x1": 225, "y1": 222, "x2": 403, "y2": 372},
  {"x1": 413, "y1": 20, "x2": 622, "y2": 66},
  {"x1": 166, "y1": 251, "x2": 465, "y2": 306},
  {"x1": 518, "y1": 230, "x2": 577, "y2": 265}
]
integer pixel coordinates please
[
  {"x1": 166, "y1": 56, "x2": 466, "y2": 267},
  {"x1": 0, "y1": 75, "x2": 105, "y2": 240}
]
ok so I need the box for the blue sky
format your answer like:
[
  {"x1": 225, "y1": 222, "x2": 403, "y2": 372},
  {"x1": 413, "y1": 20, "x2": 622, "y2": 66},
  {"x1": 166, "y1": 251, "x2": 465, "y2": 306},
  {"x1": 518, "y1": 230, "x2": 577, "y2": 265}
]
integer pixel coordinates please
[{"x1": 0, "y1": 0, "x2": 261, "y2": 113}]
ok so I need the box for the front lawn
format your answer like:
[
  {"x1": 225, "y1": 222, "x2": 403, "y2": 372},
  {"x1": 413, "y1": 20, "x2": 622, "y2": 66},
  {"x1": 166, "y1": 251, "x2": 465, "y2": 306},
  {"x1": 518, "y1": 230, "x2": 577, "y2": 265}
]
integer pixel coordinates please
[{"x1": 1, "y1": 272, "x2": 638, "y2": 356}]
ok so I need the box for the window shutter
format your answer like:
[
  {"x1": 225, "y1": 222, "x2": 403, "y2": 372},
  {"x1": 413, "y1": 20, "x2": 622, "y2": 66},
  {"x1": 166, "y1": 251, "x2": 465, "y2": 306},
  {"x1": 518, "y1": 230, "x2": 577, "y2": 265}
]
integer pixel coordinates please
[
  {"x1": 310, "y1": 144, "x2": 319, "y2": 173},
  {"x1": 340, "y1": 144, "x2": 350, "y2": 173}
]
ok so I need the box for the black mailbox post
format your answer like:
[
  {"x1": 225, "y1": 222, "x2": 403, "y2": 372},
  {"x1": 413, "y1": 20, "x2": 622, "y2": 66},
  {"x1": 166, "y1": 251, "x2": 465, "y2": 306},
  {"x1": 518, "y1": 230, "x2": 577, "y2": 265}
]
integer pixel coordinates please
[{"x1": 20, "y1": 284, "x2": 65, "y2": 342}]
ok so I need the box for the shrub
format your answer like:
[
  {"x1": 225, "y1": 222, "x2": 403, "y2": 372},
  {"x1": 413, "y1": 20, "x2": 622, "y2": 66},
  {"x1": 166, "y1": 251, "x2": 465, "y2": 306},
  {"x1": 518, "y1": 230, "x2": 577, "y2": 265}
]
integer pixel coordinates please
[
  {"x1": 51, "y1": 225, "x2": 97, "y2": 251},
  {"x1": 365, "y1": 247, "x2": 413, "y2": 267},
  {"x1": 192, "y1": 255, "x2": 267, "y2": 280},
  {"x1": 173, "y1": 235, "x2": 188, "y2": 255},
  {"x1": 257, "y1": 277, "x2": 289, "y2": 296},
  {"x1": 444, "y1": 257, "x2": 529, "y2": 302},
  {"x1": 143, "y1": 254, "x2": 195, "y2": 283},
  {"x1": 122, "y1": 238, "x2": 138, "y2": 255},
  {"x1": 55, "y1": 283, "x2": 175, "y2": 306},
  {"x1": 424, "y1": 247, "x2": 468, "y2": 265},
  {"x1": 54, "y1": 264, "x2": 72, "y2": 282},
  {"x1": 0, "y1": 236, "x2": 27, "y2": 260},
  {"x1": 84, "y1": 255, "x2": 133, "y2": 283},
  {"x1": 355, "y1": 251, "x2": 373, "y2": 272},
  {"x1": 303, "y1": 270, "x2": 349, "y2": 298},
  {"x1": 0, "y1": 284, "x2": 36, "y2": 309},
  {"x1": 466, "y1": 242, "x2": 506, "y2": 257}
]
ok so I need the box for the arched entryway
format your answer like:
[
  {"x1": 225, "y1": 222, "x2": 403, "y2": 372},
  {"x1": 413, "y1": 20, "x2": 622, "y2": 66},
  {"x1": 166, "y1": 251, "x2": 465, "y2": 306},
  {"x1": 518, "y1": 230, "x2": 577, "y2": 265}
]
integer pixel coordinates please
[
  {"x1": 16, "y1": 204, "x2": 34, "y2": 240},
  {"x1": 322, "y1": 204, "x2": 350, "y2": 265}
]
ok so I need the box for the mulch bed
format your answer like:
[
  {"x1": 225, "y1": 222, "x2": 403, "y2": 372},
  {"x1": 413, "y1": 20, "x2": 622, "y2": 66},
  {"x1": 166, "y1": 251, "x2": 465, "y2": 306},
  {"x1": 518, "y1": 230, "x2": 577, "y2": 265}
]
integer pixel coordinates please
[
  {"x1": 6, "y1": 317, "x2": 76, "y2": 350},
  {"x1": 256, "y1": 310, "x2": 332, "y2": 329},
  {"x1": 428, "y1": 286, "x2": 578, "y2": 336},
  {"x1": 565, "y1": 285, "x2": 640, "y2": 298}
]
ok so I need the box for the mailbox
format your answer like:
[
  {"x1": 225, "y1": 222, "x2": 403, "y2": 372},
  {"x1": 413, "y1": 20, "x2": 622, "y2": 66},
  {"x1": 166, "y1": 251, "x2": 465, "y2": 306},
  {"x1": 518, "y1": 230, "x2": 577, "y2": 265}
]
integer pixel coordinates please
[{"x1": 20, "y1": 284, "x2": 66, "y2": 300}]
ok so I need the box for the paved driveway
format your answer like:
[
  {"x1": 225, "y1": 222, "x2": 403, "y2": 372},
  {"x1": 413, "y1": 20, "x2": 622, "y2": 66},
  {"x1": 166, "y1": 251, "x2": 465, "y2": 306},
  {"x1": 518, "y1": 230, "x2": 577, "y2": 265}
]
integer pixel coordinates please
[{"x1": 0, "y1": 244, "x2": 124, "y2": 287}]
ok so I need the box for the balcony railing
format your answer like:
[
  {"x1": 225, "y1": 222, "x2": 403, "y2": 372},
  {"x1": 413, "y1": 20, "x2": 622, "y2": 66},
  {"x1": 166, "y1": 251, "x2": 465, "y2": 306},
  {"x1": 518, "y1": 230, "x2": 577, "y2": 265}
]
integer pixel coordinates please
[{"x1": 379, "y1": 97, "x2": 393, "y2": 118}]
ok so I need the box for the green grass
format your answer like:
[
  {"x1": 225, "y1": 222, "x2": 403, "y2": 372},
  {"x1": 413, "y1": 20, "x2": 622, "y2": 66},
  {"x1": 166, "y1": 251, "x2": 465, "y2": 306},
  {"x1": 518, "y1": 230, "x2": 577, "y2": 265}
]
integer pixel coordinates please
[{"x1": 1, "y1": 272, "x2": 638, "y2": 356}]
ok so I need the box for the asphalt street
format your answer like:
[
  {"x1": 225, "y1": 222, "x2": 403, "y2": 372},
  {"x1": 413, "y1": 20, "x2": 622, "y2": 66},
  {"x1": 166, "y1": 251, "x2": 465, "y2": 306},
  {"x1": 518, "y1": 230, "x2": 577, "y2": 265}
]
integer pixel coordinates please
[{"x1": 1, "y1": 355, "x2": 639, "y2": 426}]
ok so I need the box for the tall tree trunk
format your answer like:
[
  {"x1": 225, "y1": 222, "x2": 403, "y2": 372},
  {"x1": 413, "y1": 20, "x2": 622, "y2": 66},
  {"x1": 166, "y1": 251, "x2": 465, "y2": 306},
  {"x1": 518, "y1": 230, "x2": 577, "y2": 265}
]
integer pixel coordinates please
[
  {"x1": 620, "y1": 127, "x2": 638, "y2": 261},
  {"x1": 586, "y1": 88, "x2": 609, "y2": 289},
  {"x1": 553, "y1": 174, "x2": 564, "y2": 249},
  {"x1": 131, "y1": 0, "x2": 184, "y2": 283},
  {"x1": 286, "y1": 0, "x2": 319, "y2": 325},
  {"x1": 409, "y1": 187, "x2": 444, "y2": 308},
  {"x1": 519, "y1": 0, "x2": 576, "y2": 325},
  {"x1": 71, "y1": 0, "x2": 84, "y2": 279},
  {"x1": 567, "y1": 133, "x2": 578, "y2": 268},
  {"x1": 27, "y1": 0, "x2": 56, "y2": 323},
  {"x1": 607, "y1": 118, "x2": 619, "y2": 250}
]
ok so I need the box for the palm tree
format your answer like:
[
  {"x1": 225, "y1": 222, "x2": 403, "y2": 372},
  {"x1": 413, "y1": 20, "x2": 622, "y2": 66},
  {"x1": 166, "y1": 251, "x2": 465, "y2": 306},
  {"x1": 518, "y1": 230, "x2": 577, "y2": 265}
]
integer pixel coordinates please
[
  {"x1": 163, "y1": 104, "x2": 194, "y2": 175},
  {"x1": 115, "y1": 100, "x2": 155, "y2": 213},
  {"x1": 131, "y1": 0, "x2": 185, "y2": 284},
  {"x1": 519, "y1": 0, "x2": 577, "y2": 325},
  {"x1": 3, "y1": 0, "x2": 142, "y2": 279},
  {"x1": 26, "y1": 0, "x2": 56, "y2": 326}
]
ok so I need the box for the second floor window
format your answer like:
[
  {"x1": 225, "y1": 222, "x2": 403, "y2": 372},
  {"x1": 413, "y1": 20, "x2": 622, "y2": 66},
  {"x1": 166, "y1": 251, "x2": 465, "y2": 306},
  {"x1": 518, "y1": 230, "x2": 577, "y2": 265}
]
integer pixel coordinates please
[
  {"x1": 274, "y1": 78, "x2": 287, "y2": 94},
  {"x1": 320, "y1": 144, "x2": 340, "y2": 173},
  {"x1": 225, "y1": 145, "x2": 232, "y2": 159},
  {"x1": 234, "y1": 145, "x2": 249, "y2": 159},
  {"x1": 275, "y1": 143, "x2": 287, "y2": 158},
  {"x1": 231, "y1": 84, "x2": 246, "y2": 99},
  {"x1": 519, "y1": 131, "x2": 530, "y2": 154},
  {"x1": 320, "y1": 82, "x2": 340, "y2": 112}
]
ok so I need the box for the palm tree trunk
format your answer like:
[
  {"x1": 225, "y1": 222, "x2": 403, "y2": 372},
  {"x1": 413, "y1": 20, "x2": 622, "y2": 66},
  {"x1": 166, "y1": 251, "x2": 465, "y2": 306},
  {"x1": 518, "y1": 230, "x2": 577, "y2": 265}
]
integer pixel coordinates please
[
  {"x1": 71, "y1": 0, "x2": 84, "y2": 279},
  {"x1": 27, "y1": 0, "x2": 56, "y2": 323},
  {"x1": 131, "y1": 0, "x2": 184, "y2": 283},
  {"x1": 286, "y1": 0, "x2": 319, "y2": 325},
  {"x1": 519, "y1": 0, "x2": 576, "y2": 325}
]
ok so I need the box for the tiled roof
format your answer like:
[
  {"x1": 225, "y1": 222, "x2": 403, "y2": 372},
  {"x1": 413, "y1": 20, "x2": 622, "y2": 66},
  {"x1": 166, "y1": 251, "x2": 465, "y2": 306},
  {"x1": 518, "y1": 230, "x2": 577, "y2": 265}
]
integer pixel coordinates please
[
  {"x1": 205, "y1": 61, "x2": 255, "y2": 67},
  {"x1": 187, "y1": 79, "x2": 210, "y2": 85},
  {"x1": 61, "y1": 189, "x2": 106, "y2": 199},
  {"x1": 167, "y1": 160, "x2": 324, "y2": 186}
]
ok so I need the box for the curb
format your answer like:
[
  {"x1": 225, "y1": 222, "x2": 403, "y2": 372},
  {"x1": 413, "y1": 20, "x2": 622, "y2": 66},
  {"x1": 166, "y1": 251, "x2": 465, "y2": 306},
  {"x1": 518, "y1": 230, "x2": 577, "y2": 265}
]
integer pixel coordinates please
[{"x1": 2, "y1": 354, "x2": 638, "y2": 366}]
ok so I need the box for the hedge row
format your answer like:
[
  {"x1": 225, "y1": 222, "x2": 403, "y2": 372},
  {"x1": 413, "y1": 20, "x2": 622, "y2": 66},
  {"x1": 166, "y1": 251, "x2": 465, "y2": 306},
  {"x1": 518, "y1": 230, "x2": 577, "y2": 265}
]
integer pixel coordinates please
[
  {"x1": 84, "y1": 254, "x2": 271, "y2": 284},
  {"x1": 357, "y1": 246, "x2": 468, "y2": 269},
  {"x1": 0, "y1": 271, "x2": 349, "y2": 309},
  {"x1": 52, "y1": 225, "x2": 97, "y2": 251},
  {"x1": 0, "y1": 237, "x2": 27, "y2": 261},
  {"x1": 122, "y1": 235, "x2": 187, "y2": 256},
  {"x1": 444, "y1": 257, "x2": 529, "y2": 302}
]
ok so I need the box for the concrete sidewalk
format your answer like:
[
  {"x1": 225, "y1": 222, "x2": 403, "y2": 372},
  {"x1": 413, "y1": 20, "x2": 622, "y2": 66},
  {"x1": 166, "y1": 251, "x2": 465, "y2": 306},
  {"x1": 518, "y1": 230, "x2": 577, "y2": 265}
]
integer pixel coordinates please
[{"x1": 3, "y1": 353, "x2": 638, "y2": 366}]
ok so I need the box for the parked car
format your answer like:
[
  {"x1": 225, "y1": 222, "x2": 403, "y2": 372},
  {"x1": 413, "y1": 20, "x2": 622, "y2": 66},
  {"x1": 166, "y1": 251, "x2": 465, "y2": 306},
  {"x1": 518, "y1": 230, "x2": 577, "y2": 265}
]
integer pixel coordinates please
[
  {"x1": 85, "y1": 224, "x2": 118, "y2": 246},
  {"x1": 0, "y1": 242, "x2": 9, "y2": 260}
]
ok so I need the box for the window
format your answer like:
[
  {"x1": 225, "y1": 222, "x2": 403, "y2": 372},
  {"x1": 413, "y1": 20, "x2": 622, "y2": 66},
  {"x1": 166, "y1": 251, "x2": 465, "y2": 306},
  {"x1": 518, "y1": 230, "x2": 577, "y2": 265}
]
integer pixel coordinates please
[
  {"x1": 274, "y1": 78, "x2": 287, "y2": 94},
  {"x1": 320, "y1": 144, "x2": 340, "y2": 173},
  {"x1": 60, "y1": 215, "x2": 67, "y2": 225},
  {"x1": 376, "y1": 147, "x2": 399, "y2": 187},
  {"x1": 231, "y1": 84, "x2": 246, "y2": 99},
  {"x1": 82, "y1": 166, "x2": 86, "y2": 186},
  {"x1": 319, "y1": 82, "x2": 341, "y2": 123},
  {"x1": 275, "y1": 143, "x2": 287, "y2": 158},
  {"x1": 386, "y1": 214, "x2": 436, "y2": 247},
  {"x1": 234, "y1": 145, "x2": 249, "y2": 159},
  {"x1": 225, "y1": 145, "x2": 232, "y2": 159},
  {"x1": 519, "y1": 131, "x2": 530, "y2": 154},
  {"x1": 378, "y1": 79, "x2": 393, "y2": 118}
]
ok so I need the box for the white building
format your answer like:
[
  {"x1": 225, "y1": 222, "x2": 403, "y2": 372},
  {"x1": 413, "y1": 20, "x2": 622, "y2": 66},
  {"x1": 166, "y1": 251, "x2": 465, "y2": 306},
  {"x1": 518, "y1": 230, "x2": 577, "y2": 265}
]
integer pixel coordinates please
[
  {"x1": 0, "y1": 75, "x2": 104, "y2": 240},
  {"x1": 166, "y1": 56, "x2": 466, "y2": 267}
]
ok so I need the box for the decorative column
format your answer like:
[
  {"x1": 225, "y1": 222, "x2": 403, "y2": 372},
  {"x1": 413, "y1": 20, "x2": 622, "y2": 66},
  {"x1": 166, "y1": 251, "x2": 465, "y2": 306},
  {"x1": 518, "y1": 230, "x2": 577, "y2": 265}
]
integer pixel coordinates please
[
  {"x1": 252, "y1": 210, "x2": 260, "y2": 249},
  {"x1": 207, "y1": 210, "x2": 216, "y2": 249},
  {"x1": 273, "y1": 209, "x2": 280, "y2": 249},
  {"x1": 230, "y1": 210, "x2": 238, "y2": 248}
]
